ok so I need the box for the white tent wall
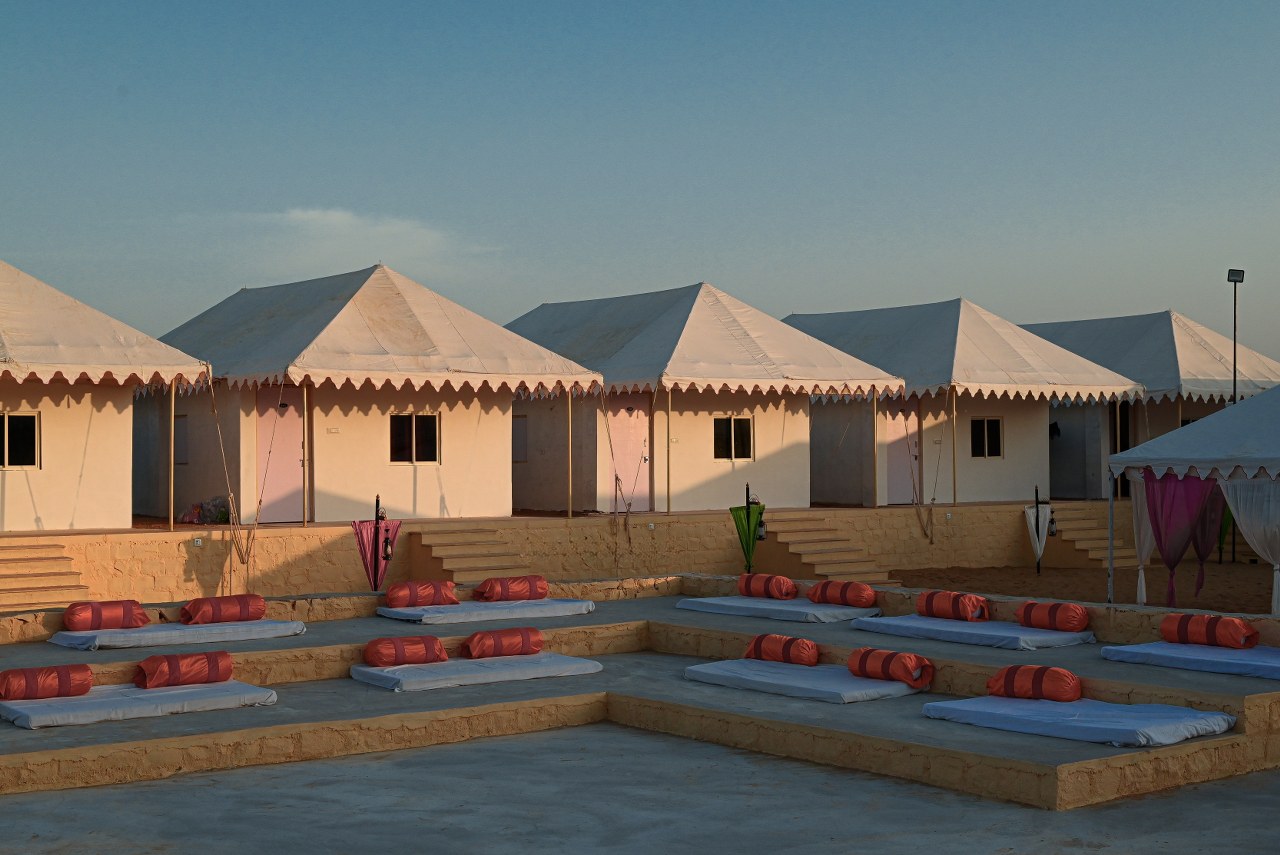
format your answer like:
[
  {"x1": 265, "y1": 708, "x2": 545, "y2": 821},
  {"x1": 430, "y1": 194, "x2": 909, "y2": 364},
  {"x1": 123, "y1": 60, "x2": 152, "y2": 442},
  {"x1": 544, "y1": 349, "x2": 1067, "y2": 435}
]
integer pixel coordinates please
[
  {"x1": 1131, "y1": 398, "x2": 1224, "y2": 445},
  {"x1": 309, "y1": 384, "x2": 513, "y2": 522},
  {"x1": 1047, "y1": 403, "x2": 1110, "y2": 500},
  {"x1": 809, "y1": 398, "x2": 876, "y2": 506},
  {"x1": 911, "y1": 393, "x2": 1050, "y2": 504},
  {"x1": 511, "y1": 395, "x2": 602, "y2": 514},
  {"x1": 167, "y1": 384, "x2": 250, "y2": 522},
  {"x1": 650, "y1": 389, "x2": 810, "y2": 512},
  {"x1": 0, "y1": 380, "x2": 134, "y2": 531}
]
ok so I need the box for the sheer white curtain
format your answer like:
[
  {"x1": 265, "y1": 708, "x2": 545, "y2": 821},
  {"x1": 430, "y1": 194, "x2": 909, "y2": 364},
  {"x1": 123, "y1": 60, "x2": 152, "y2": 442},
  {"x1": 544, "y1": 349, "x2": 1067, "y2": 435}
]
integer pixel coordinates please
[
  {"x1": 1219, "y1": 479, "x2": 1280, "y2": 614},
  {"x1": 1127, "y1": 470, "x2": 1157, "y2": 606}
]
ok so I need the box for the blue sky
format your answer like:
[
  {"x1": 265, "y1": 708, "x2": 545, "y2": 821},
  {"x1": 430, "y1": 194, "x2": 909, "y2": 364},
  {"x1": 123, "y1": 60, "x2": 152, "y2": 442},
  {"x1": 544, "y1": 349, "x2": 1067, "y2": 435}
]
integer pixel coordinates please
[{"x1": 2, "y1": 1, "x2": 1278, "y2": 353}]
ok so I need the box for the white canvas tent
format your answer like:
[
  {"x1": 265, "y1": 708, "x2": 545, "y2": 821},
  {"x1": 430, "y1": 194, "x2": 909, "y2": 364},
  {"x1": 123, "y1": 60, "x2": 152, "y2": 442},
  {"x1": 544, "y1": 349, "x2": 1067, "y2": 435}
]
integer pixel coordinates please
[
  {"x1": 1026, "y1": 310, "x2": 1280, "y2": 404},
  {"x1": 1109, "y1": 386, "x2": 1280, "y2": 613},
  {"x1": 155, "y1": 264, "x2": 600, "y2": 524},
  {"x1": 786, "y1": 298, "x2": 1142, "y2": 504},
  {"x1": 507, "y1": 282, "x2": 903, "y2": 512},
  {"x1": 0, "y1": 260, "x2": 206, "y2": 530}
]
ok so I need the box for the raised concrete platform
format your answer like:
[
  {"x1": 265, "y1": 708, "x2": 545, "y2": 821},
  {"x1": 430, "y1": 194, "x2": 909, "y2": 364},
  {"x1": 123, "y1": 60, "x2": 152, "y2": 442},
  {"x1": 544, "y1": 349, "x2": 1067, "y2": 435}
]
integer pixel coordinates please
[{"x1": 2, "y1": 592, "x2": 1278, "y2": 809}]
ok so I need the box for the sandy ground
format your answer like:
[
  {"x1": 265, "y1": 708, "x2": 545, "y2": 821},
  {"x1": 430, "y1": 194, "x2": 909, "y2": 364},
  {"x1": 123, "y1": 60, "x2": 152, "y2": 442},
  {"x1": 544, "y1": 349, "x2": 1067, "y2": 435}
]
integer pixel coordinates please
[
  {"x1": 897, "y1": 560, "x2": 1275, "y2": 614},
  {"x1": 0, "y1": 723, "x2": 1276, "y2": 855}
]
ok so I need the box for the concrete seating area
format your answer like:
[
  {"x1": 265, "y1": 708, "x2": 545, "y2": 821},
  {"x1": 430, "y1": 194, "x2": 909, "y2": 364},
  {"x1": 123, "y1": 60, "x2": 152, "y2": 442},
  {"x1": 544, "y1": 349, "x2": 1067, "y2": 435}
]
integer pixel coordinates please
[
  {"x1": 377, "y1": 599, "x2": 595, "y2": 625},
  {"x1": 676, "y1": 596, "x2": 879, "y2": 623},
  {"x1": 48, "y1": 620, "x2": 307, "y2": 651},
  {"x1": 1, "y1": 580, "x2": 1278, "y2": 811},
  {"x1": 850, "y1": 614, "x2": 1095, "y2": 650}
]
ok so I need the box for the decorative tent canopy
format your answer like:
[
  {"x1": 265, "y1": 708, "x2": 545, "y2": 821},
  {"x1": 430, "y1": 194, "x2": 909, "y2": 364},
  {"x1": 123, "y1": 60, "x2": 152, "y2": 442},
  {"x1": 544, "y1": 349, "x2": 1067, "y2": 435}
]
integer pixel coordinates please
[
  {"x1": 0, "y1": 260, "x2": 206, "y2": 387},
  {"x1": 785, "y1": 298, "x2": 1143, "y2": 402},
  {"x1": 506, "y1": 282, "x2": 903, "y2": 397},
  {"x1": 162, "y1": 265, "x2": 601, "y2": 394},
  {"x1": 1108, "y1": 385, "x2": 1280, "y2": 481},
  {"x1": 1025, "y1": 310, "x2": 1280, "y2": 404}
]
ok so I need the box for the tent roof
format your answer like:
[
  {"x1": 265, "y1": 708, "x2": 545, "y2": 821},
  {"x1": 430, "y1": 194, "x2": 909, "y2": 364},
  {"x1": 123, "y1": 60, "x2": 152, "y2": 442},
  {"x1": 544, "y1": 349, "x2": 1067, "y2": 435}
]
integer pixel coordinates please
[
  {"x1": 162, "y1": 265, "x2": 600, "y2": 393},
  {"x1": 0, "y1": 260, "x2": 205, "y2": 386},
  {"x1": 506, "y1": 282, "x2": 904, "y2": 396},
  {"x1": 785, "y1": 298, "x2": 1143, "y2": 402},
  {"x1": 1109, "y1": 385, "x2": 1280, "y2": 480},
  {"x1": 1025, "y1": 310, "x2": 1280, "y2": 403}
]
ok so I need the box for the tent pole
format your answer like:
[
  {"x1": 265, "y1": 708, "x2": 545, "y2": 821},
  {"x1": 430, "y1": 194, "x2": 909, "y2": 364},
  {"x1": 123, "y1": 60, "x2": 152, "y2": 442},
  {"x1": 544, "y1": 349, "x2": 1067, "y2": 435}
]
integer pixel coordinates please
[
  {"x1": 870, "y1": 394, "x2": 879, "y2": 508},
  {"x1": 950, "y1": 386, "x2": 958, "y2": 505},
  {"x1": 168, "y1": 382, "x2": 176, "y2": 532},
  {"x1": 1113, "y1": 402, "x2": 1122, "y2": 498},
  {"x1": 1107, "y1": 472, "x2": 1115, "y2": 604},
  {"x1": 567, "y1": 388, "x2": 573, "y2": 519},
  {"x1": 666, "y1": 387, "x2": 672, "y2": 514},
  {"x1": 302, "y1": 383, "x2": 309, "y2": 527}
]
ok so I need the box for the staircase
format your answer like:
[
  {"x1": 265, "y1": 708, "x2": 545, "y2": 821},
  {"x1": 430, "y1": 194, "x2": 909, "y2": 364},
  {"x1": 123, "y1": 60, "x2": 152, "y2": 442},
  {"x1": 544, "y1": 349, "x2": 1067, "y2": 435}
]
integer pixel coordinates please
[
  {"x1": 0, "y1": 543, "x2": 90, "y2": 611},
  {"x1": 756, "y1": 511, "x2": 897, "y2": 584},
  {"x1": 410, "y1": 525, "x2": 529, "y2": 585},
  {"x1": 1050, "y1": 504, "x2": 1138, "y2": 569}
]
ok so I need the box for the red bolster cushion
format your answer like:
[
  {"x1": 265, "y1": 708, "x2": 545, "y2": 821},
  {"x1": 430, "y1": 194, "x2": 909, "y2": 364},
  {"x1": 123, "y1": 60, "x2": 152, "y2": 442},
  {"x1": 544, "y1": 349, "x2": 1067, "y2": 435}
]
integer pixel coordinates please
[
  {"x1": 0, "y1": 664, "x2": 94, "y2": 700},
  {"x1": 743, "y1": 633, "x2": 819, "y2": 666},
  {"x1": 1016, "y1": 601, "x2": 1090, "y2": 633},
  {"x1": 737, "y1": 574, "x2": 798, "y2": 600},
  {"x1": 133, "y1": 652, "x2": 234, "y2": 689},
  {"x1": 847, "y1": 647, "x2": 934, "y2": 689},
  {"x1": 472, "y1": 575, "x2": 549, "y2": 602},
  {"x1": 63, "y1": 600, "x2": 150, "y2": 631},
  {"x1": 460, "y1": 627, "x2": 543, "y2": 659},
  {"x1": 807, "y1": 580, "x2": 875, "y2": 608},
  {"x1": 986, "y1": 665, "x2": 1081, "y2": 702},
  {"x1": 1160, "y1": 614, "x2": 1259, "y2": 649},
  {"x1": 385, "y1": 580, "x2": 460, "y2": 608},
  {"x1": 363, "y1": 635, "x2": 449, "y2": 667},
  {"x1": 180, "y1": 594, "x2": 266, "y2": 625},
  {"x1": 916, "y1": 590, "x2": 989, "y2": 622}
]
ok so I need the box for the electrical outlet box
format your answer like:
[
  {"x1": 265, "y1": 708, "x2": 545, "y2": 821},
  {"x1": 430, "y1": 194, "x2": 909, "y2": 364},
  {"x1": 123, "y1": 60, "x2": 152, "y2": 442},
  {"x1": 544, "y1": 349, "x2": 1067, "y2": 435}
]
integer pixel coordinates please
[
  {"x1": 193, "y1": 538, "x2": 203, "y2": 547},
  {"x1": 648, "y1": 523, "x2": 655, "y2": 531},
  {"x1": 944, "y1": 513, "x2": 952, "y2": 521}
]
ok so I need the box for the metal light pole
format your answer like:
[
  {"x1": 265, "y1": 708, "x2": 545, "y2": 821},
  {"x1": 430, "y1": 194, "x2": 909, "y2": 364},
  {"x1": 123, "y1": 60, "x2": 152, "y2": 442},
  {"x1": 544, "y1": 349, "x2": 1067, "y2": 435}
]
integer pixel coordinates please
[{"x1": 1227, "y1": 269, "x2": 1244, "y2": 404}]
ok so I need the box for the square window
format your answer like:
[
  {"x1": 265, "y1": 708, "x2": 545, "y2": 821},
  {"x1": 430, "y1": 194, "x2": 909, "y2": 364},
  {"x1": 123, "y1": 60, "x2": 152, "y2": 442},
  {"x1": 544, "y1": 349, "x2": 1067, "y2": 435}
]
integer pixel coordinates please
[
  {"x1": 970, "y1": 418, "x2": 1002, "y2": 458},
  {"x1": 390, "y1": 413, "x2": 440, "y2": 463},
  {"x1": 5, "y1": 414, "x2": 38, "y2": 467},
  {"x1": 713, "y1": 416, "x2": 753, "y2": 460}
]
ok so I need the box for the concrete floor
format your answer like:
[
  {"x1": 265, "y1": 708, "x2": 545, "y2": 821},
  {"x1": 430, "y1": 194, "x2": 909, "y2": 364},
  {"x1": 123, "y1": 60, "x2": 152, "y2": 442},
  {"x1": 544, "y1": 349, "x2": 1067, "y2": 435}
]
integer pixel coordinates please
[{"x1": 0, "y1": 722, "x2": 1274, "y2": 855}]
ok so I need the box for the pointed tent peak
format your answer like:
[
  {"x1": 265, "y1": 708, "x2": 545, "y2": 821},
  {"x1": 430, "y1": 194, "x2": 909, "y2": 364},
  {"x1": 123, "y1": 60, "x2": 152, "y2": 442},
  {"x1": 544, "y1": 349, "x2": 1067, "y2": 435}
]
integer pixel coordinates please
[
  {"x1": 0, "y1": 259, "x2": 206, "y2": 387},
  {"x1": 162, "y1": 264, "x2": 600, "y2": 395},
  {"x1": 1025, "y1": 309, "x2": 1280, "y2": 404},
  {"x1": 508, "y1": 282, "x2": 902, "y2": 397},
  {"x1": 786, "y1": 297, "x2": 1142, "y2": 403},
  {"x1": 1109, "y1": 383, "x2": 1280, "y2": 480}
]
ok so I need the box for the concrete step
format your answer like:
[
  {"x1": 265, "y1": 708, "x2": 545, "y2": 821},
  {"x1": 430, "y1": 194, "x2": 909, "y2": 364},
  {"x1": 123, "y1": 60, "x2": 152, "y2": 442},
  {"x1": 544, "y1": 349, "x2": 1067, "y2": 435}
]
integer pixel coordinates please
[
  {"x1": 427, "y1": 542, "x2": 513, "y2": 559},
  {"x1": 816, "y1": 567, "x2": 896, "y2": 583},
  {"x1": 773, "y1": 531, "x2": 843, "y2": 545},
  {"x1": 414, "y1": 529, "x2": 501, "y2": 546},
  {"x1": 787, "y1": 544, "x2": 867, "y2": 557},
  {"x1": 0, "y1": 585, "x2": 91, "y2": 609},
  {"x1": 439, "y1": 554, "x2": 527, "y2": 571},
  {"x1": 0, "y1": 555, "x2": 74, "y2": 567},
  {"x1": 0, "y1": 544, "x2": 68, "y2": 557},
  {"x1": 789, "y1": 549, "x2": 868, "y2": 563},
  {"x1": 0, "y1": 570, "x2": 84, "y2": 592},
  {"x1": 764, "y1": 520, "x2": 833, "y2": 533},
  {"x1": 1087, "y1": 549, "x2": 1136, "y2": 562},
  {"x1": 1073, "y1": 538, "x2": 1130, "y2": 550},
  {"x1": 807, "y1": 560, "x2": 878, "y2": 575},
  {"x1": 447, "y1": 566, "x2": 533, "y2": 585}
]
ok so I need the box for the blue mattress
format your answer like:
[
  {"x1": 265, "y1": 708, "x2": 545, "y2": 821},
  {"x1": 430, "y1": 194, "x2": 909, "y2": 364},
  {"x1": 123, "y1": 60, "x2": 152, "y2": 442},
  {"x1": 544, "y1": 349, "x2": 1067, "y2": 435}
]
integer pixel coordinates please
[
  {"x1": 922, "y1": 696, "x2": 1236, "y2": 747},
  {"x1": 1101, "y1": 642, "x2": 1280, "y2": 680},
  {"x1": 349, "y1": 652, "x2": 602, "y2": 692},
  {"x1": 0, "y1": 681, "x2": 278, "y2": 729},
  {"x1": 376, "y1": 599, "x2": 595, "y2": 624},
  {"x1": 677, "y1": 596, "x2": 880, "y2": 623},
  {"x1": 851, "y1": 615, "x2": 1094, "y2": 650},
  {"x1": 684, "y1": 659, "x2": 918, "y2": 703},
  {"x1": 48, "y1": 620, "x2": 307, "y2": 651}
]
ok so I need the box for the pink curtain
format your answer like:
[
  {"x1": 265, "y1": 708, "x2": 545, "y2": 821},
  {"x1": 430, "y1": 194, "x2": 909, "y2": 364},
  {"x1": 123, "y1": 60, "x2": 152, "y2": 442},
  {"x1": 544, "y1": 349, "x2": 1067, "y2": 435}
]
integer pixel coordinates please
[
  {"x1": 1189, "y1": 488, "x2": 1227, "y2": 597},
  {"x1": 1143, "y1": 471, "x2": 1218, "y2": 607},
  {"x1": 351, "y1": 519, "x2": 402, "y2": 591}
]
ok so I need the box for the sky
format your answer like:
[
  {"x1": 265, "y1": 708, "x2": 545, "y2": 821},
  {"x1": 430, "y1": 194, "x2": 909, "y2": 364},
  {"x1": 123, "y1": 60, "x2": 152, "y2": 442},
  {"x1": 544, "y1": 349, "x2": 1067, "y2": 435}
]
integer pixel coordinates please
[{"x1": 2, "y1": 1, "x2": 1278, "y2": 354}]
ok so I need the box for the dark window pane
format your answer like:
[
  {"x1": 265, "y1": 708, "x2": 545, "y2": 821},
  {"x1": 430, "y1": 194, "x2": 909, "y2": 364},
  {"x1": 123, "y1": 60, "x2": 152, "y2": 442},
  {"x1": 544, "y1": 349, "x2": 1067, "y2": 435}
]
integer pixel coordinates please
[
  {"x1": 7, "y1": 415, "x2": 36, "y2": 467},
  {"x1": 415, "y1": 414, "x2": 438, "y2": 462},
  {"x1": 986, "y1": 419, "x2": 1002, "y2": 458},
  {"x1": 733, "y1": 418, "x2": 752, "y2": 459},
  {"x1": 713, "y1": 418, "x2": 732, "y2": 459},
  {"x1": 0, "y1": 418, "x2": 5, "y2": 466},
  {"x1": 970, "y1": 419, "x2": 986, "y2": 458},
  {"x1": 512, "y1": 415, "x2": 528, "y2": 463},
  {"x1": 390, "y1": 415, "x2": 413, "y2": 462}
]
